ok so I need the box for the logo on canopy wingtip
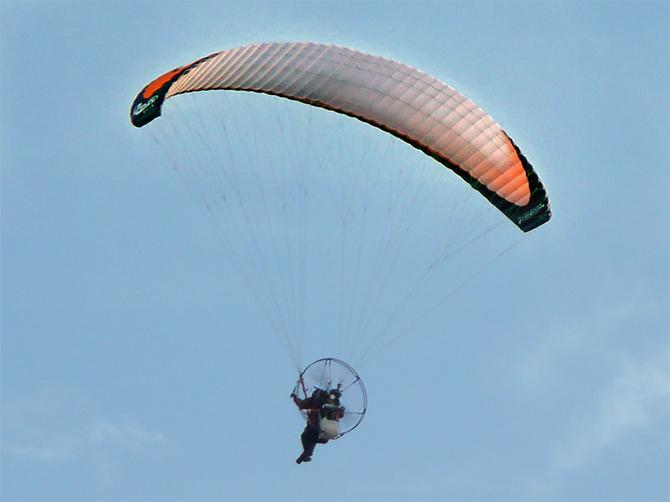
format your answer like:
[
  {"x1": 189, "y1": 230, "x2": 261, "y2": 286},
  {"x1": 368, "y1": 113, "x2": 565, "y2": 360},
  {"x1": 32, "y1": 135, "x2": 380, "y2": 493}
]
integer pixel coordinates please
[
  {"x1": 133, "y1": 95, "x2": 160, "y2": 117},
  {"x1": 517, "y1": 203, "x2": 547, "y2": 225}
]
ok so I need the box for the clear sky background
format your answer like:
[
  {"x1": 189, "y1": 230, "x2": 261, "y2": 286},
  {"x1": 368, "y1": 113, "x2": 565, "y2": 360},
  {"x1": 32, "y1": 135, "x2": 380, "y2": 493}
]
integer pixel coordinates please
[{"x1": 2, "y1": 2, "x2": 669, "y2": 501}]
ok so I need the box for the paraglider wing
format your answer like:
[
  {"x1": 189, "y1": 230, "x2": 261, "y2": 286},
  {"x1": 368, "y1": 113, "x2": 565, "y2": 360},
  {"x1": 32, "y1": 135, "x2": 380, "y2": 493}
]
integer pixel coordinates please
[{"x1": 130, "y1": 42, "x2": 550, "y2": 231}]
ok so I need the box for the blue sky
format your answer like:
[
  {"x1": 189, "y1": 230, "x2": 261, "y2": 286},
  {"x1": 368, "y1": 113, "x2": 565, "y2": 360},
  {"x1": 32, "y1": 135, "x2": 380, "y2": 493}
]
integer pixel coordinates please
[{"x1": 1, "y1": 2, "x2": 668, "y2": 501}]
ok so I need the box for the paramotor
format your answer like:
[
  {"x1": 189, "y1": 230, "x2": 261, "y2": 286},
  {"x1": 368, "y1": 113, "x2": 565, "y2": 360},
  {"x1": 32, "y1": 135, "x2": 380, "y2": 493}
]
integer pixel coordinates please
[{"x1": 292, "y1": 358, "x2": 367, "y2": 439}]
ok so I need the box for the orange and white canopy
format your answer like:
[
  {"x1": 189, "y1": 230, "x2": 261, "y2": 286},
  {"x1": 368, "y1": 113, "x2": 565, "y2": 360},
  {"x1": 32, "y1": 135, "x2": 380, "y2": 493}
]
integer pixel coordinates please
[{"x1": 131, "y1": 42, "x2": 550, "y2": 231}]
